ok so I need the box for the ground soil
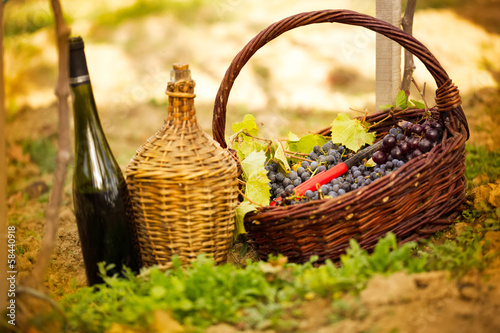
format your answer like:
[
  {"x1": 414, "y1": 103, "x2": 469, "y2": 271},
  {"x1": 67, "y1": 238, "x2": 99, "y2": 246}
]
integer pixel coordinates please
[{"x1": 4, "y1": 0, "x2": 500, "y2": 332}]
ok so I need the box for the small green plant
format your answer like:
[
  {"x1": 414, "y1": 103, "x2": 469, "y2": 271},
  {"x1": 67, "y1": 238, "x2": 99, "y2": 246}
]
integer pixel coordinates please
[
  {"x1": 379, "y1": 89, "x2": 425, "y2": 110},
  {"x1": 21, "y1": 137, "x2": 58, "y2": 174},
  {"x1": 35, "y1": 218, "x2": 496, "y2": 333},
  {"x1": 54, "y1": 233, "x2": 431, "y2": 333},
  {"x1": 15, "y1": 245, "x2": 26, "y2": 255},
  {"x1": 422, "y1": 226, "x2": 493, "y2": 278},
  {"x1": 465, "y1": 145, "x2": 500, "y2": 186}
]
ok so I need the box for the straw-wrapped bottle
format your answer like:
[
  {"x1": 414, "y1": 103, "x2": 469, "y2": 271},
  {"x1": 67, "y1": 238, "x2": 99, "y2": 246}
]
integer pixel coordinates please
[{"x1": 125, "y1": 63, "x2": 239, "y2": 268}]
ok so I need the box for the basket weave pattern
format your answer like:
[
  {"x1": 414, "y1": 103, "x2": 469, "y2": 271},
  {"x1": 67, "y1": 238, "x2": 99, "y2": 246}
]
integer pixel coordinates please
[
  {"x1": 212, "y1": 10, "x2": 469, "y2": 264},
  {"x1": 126, "y1": 67, "x2": 239, "y2": 268}
]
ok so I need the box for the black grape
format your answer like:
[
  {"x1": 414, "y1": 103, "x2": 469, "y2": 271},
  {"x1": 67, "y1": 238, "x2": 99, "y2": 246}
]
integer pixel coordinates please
[
  {"x1": 409, "y1": 137, "x2": 420, "y2": 150},
  {"x1": 411, "y1": 124, "x2": 423, "y2": 135},
  {"x1": 372, "y1": 151, "x2": 387, "y2": 164},
  {"x1": 383, "y1": 134, "x2": 397, "y2": 149},
  {"x1": 418, "y1": 138, "x2": 432, "y2": 153},
  {"x1": 390, "y1": 146, "x2": 404, "y2": 160},
  {"x1": 399, "y1": 141, "x2": 410, "y2": 154},
  {"x1": 276, "y1": 173, "x2": 285, "y2": 182},
  {"x1": 425, "y1": 128, "x2": 440, "y2": 142},
  {"x1": 413, "y1": 149, "x2": 423, "y2": 158}
]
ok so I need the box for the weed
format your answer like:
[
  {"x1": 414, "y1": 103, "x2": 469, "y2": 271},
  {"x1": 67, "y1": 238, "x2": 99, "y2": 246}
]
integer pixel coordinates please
[
  {"x1": 35, "y1": 206, "x2": 499, "y2": 332},
  {"x1": 21, "y1": 137, "x2": 57, "y2": 174},
  {"x1": 465, "y1": 145, "x2": 500, "y2": 187},
  {"x1": 54, "y1": 233, "x2": 433, "y2": 333},
  {"x1": 15, "y1": 245, "x2": 26, "y2": 255}
]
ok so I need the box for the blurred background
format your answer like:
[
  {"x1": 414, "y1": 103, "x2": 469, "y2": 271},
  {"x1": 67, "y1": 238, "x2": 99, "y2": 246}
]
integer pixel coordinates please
[{"x1": 4, "y1": 0, "x2": 500, "y2": 193}]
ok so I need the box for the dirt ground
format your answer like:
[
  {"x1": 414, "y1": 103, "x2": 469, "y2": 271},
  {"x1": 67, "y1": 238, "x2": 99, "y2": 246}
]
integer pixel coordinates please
[{"x1": 4, "y1": 0, "x2": 500, "y2": 332}]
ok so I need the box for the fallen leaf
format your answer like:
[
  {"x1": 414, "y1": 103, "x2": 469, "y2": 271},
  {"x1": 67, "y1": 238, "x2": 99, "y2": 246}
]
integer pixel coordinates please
[
  {"x1": 7, "y1": 144, "x2": 31, "y2": 163},
  {"x1": 152, "y1": 310, "x2": 184, "y2": 333}
]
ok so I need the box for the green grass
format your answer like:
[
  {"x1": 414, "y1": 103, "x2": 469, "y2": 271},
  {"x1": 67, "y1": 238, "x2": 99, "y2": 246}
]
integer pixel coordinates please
[
  {"x1": 95, "y1": 0, "x2": 209, "y2": 27},
  {"x1": 21, "y1": 137, "x2": 58, "y2": 174},
  {"x1": 465, "y1": 145, "x2": 500, "y2": 187}
]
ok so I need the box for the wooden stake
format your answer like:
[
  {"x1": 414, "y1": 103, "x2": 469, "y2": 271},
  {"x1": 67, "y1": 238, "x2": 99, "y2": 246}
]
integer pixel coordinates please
[
  {"x1": 401, "y1": 0, "x2": 417, "y2": 92},
  {"x1": 30, "y1": 0, "x2": 71, "y2": 287},
  {"x1": 376, "y1": 0, "x2": 402, "y2": 109}
]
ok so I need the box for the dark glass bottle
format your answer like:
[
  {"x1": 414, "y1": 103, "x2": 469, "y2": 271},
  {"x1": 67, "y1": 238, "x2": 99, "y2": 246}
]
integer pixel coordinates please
[{"x1": 69, "y1": 36, "x2": 140, "y2": 285}]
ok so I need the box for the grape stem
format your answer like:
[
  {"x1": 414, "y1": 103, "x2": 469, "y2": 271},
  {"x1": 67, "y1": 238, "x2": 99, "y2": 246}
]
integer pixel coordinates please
[
  {"x1": 368, "y1": 108, "x2": 407, "y2": 130},
  {"x1": 284, "y1": 152, "x2": 314, "y2": 163},
  {"x1": 411, "y1": 78, "x2": 431, "y2": 115},
  {"x1": 283, "y1": 150, "x2": 309, "y2": 156},
  {"x1": 228, "y1": 129, "x2": 273, "y2": 148}
]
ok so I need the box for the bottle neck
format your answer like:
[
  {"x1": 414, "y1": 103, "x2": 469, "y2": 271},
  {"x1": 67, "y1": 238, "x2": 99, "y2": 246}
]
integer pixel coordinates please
[
  {"x1": 68, "y1": 39, "x2": 109, "y2": 156},
  {"x1": 165, "y1": 72, "x2": 197, "y2": 127},
  {"x1": 69, "y1": 37, "x2": 90, "y2": 87}
]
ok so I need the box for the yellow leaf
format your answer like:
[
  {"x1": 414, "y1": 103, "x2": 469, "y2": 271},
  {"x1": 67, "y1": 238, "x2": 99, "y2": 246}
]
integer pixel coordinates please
[
  {"x1": 330, "y1": 113, "x2": 376, "y2": 152},
  {"x1": 152, "y1": 310, "x2": 184, "y2": 333},
  {"x1": 105, "y1": 323, "x2": 138, "y2": 333}
]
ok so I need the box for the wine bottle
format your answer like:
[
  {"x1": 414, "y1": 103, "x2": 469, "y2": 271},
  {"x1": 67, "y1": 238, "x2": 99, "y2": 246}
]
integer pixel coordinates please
[{"x1": 69, "y1": 36, "x2": 140, "y2": 285}]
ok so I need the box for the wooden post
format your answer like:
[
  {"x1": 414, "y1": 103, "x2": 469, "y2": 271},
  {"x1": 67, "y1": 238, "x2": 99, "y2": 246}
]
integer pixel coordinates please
[{"x1": 376, "y1": 0, "x2": 401, "y2": 109}]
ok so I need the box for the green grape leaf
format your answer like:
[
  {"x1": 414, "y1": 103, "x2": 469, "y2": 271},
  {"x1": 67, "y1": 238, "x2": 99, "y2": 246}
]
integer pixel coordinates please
[
  {"x1": 287, "y1": 133, "x2": 327, "y2": 155},
  {"x1": 274, "y1": 140, "x2": 291, "y2": 172},
  {"x1": 379, "y1": 104, "x2": 395, "y2": 110},
  {"x1": 232, "y1": 114, "x2": 259, "y2": 136},
  {"x1": 233, "y1": 138, "x2": 267, "y2": 161},
  {"x1": 410, "y1": 99, "x2": 426, "y2": 109},
  {"x1": 245, "y1": 173, "x2": 271, "y2": 206},
  {"x1": 235, "y1": 202, "x2": 258, "y2": 235},
  {"x1": 287, "y1": 131, "x2": 301, "y2": 141},
  {"x1": 395, "y1": 90, "x2": 408, "y2": 109},
  {"x1": 240, "y1": 151, "x2": 271, "y2": 206},
  {"x1": 241, "y1": 150, "x2": 267, "y2": 180},
  {"x1": 330, "y1": 113, "x2": 376, "y2": 152}
]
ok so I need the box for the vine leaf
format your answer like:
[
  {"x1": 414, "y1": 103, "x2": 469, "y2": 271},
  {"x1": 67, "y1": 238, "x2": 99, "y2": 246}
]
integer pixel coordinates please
[
  {"x1": 287, "y1": 131, "x2": 300, "y2": 141},
  {"x1": 330, "y1": 113, "x2": 376, "y2": 152},
  {"x1": 232, "y1": 114, "x2": 259, "y2": 136},
  {"x1": 233, "y1": 139, "x2": 266, "y2": 161},
  {"x1": 274, "y1": 140, "x2": 290, "y2": 172},
  {"x1": 395, "y1": 90, "x2": 408, "y2": 109},
  {"x1": 410, "y1": 99, "x2": 425, "y2": 109},
  {"x1": 231, "y1": 114, "x2": 267, "y2": 160},
  {"x1": 240, "y1": 151, "x2": 270, "y2": 206},
  {"x1": 287, "y1": 133, "x2": 327, "y2": 155},
  {"x1": 235, "y1": 202, "x2": 258, "y2": 235}
]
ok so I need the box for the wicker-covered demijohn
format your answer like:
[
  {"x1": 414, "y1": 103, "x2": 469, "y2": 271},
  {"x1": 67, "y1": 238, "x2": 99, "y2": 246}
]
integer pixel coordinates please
[
  {"x1": 212, "y1": 10, "x2": 469, "y2": 264},
  {"x1": 126, "y1": 63, "x2": 239, "y2": 268}
]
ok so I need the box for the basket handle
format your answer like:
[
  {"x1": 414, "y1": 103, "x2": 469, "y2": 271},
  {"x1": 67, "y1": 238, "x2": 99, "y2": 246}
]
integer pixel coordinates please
[{"x1": 212, "y1": 9, "x2": 468, "y2": 148}]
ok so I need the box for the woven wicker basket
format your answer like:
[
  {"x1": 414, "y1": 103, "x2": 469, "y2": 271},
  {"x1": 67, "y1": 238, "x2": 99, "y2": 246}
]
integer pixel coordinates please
[
  {"x1": 212, "y1": 10, "x2": 469, "y2": 264},
  {"x1": 126, "y1": 64, "x2": 240, "y2": 268}
]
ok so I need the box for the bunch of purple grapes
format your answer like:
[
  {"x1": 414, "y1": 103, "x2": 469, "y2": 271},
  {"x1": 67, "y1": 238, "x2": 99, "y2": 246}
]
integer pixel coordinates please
[
  {"x1": 372, "y1": 119, "x2": 444, "y2": 165},
  {"x1": 266, "y1": 141, "x2": 350, "y2": 200},
  {"x1": 266, "y1": 118, "x2": 444, "y2": 205}
]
